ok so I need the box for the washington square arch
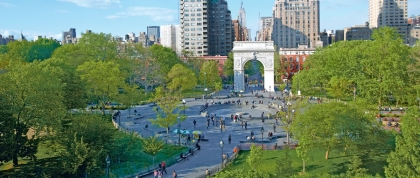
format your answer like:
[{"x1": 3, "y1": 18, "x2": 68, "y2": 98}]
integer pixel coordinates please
[{"x1": 232, "y1": 41, "x2": 275, "y2": 92}]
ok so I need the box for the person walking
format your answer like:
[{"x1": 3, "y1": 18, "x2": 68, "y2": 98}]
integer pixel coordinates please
[
  {"x1": 206, "y1": 120, "x2": 210, "y2": 129},
  {"x1": 228, "y1": 134, "x2": 231, "y2": 144},
  {"x1": 212, "y1": 118, "x2": 215, "y2": 126},
  {"x1": 206, "y1": 168, "x2": 210, "y2": 177},
  {"x1": 172, "y1": 170, "x2": 177, "y2": 178},
  {"x1": 193, "y1": 120, "x2": 197, "y2": 128},
  {"x1": 220, "y1": 124, "x2": 223, "y2": 132},
  {"x1": 241, "y1": 121, "x2": 244, "y2": 130},
  {"x1": 161, "y1": 161, "x2": 167, "y2": 174},
  {"x1": 245, "y1": 122, "x2": 248, "y2": 130},
  {"x1": 273, "y1": 124, "x2": 276, "y2": 132}
]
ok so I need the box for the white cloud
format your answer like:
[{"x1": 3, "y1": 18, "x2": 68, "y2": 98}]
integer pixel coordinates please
[
  {"x1": 107, "y1": 6, "x2": 176, "y2": 22},
  {"x1": 0, "y1": 2, "x2": 16, "y2": 7},
  {"x1": 58, "y1": 0, "x2": 120, "y2": 8},
  {"x1": 0, "y1": 29, "x2": 62, "y2": 41}
]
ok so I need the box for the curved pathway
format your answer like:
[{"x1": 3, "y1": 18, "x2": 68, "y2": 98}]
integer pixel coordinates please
[{"x1": 116, "y1": 85, "x2": 293, "y2": 178}]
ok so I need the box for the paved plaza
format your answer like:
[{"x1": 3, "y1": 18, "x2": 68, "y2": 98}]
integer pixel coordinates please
[{"x1": 115, "y1": 85, "x2": 295, "y2": 178}]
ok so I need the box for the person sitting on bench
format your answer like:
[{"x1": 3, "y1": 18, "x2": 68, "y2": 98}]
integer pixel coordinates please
[{"x1": 180, "y1": 153, "x2": 186, "y2": 160}]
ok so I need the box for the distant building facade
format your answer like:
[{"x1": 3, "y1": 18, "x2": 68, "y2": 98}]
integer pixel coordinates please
[
  {"x1": 279, "y1": 45, "x2": 316, "y2": 79},
  {"x1": 179, "y1": 0, "x2": 233, "y2": 56},
  {"x1": 272, "y1": 0, "x2": 320, "y2": 49},
  {"x1": 147, "y1": 26, "x2": 160, "y2": 46},
  {"x1": 161, "y1": 24, "x2": 177, "y2": 52},
  {"x1": 62, "y1": 28, "x2": 77, "y2": 44},
  {"x1": 0, "y1": 34, "x2": 15, "y2": 45}
]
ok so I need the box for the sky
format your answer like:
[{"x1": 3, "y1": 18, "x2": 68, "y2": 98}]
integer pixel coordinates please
[{"x1": 1, "y1": 0, "x2": 420, "y2": 41}]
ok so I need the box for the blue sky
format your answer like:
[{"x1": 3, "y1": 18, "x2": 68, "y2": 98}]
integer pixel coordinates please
[{"x1": 1, "y1": 0, "x2": 419, "y2": 41}]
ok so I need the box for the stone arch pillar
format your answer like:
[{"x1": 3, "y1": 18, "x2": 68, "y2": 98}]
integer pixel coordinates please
[{"x1": 232, "y1": 41, "x2": 275, "y2": 92}]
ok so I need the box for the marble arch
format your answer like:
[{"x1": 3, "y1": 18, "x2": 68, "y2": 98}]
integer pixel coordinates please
[{"x1": 232, "y1": 41, "x2": 275, "y2": 92}]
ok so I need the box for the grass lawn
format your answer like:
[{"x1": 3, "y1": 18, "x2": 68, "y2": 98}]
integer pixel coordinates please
[{"x1": 224, "y1": 148, "x2": 388, "y2": 177}]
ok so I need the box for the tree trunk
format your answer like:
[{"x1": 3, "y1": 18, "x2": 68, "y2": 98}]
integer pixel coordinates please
[
  {"x1": 286, "y1": 131, "x2": 290, "y2": 145},
  {"x1": 353, "y1": 84, "x2": 357, "y2": 101},
  {"x1": 325, "y1": 147, "x2": 330, "y2": 160},
  {"x1": 302, "y1": 159, "x2": 306, "y2": 173}
]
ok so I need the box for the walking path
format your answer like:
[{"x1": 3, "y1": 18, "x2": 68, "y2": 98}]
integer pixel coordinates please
[{"x1": 114, "y1": 84, "x2": 296, "y2": 178}]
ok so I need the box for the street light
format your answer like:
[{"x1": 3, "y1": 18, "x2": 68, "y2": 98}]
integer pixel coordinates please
[
  {"x1": 106, "y1": 155, "x2": 110, "y2": 178},
  {"x1": 286, "y1": 102, "x2": 292, "y2": 145},
  {"x1": 178, "y1": 123, "x2": 181, "y2": 146},
  {"x1": 260, "y1": 127, "x2": 264, "y2": 150},
  {"x1": 182, "y1": 99, "x2": 186, "y2": 116},
  {"x1": 204, "y1": 88, "x2": 208, "y2": 102},
  {"x1": 219, "y1": 141, "x2": 224, "y2": 168}
]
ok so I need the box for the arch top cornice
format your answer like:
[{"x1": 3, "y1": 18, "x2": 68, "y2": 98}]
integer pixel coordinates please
[{"x1": 232, "y1": 41, "x2": 276, "y2": 53}]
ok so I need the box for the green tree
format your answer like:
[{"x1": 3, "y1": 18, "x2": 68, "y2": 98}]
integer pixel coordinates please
[
  {"x1": 0, "y1": 61, "x2": 66, "y2": 166},
  {"x1": 291, "y1": 102, "x2": 379, "y2": 160},
  {"x1": 199, "y1": 60, "x2": 222, "y2": 88},
  {"x1": 148, "y1": 87, "x2": 186, "y2": 137},
  {"x1": 223, "y1": 52, "x2": 234, "y2": 82},
  {"x1": 214, "y1": 81, "x2": 223, "y2": 96},
  {"x1": 150, "y1": 45, "x2": 183, "y2": 83},
  {"x1": 385, "y1": 107, "x2": 420, "y2": 178},
  {"x1": 246, "y1": 144, "x2": 263, "y2": 171},
  {"x1": 167, "y1": 63, "x2": 197, "y2": 95},
  {"x1": 115, "y1": 85, "x2": 144, "y2": 116},
  {"x1": 275, "y1": 145, "x2": 294, "y2": 177},
  {"x1": 346, "y1": 156, "x2": 368, "y2": 177},
  {"x1": 77, "y1": 32, "x2": 118, "y2": 62},
  {"x1": 77, "y1": 60, "x2": 125, "y2": 115},
  {"x1": 141, "y1": 136, "x2": 165, "y2": 167},
  {"x1": 53, "y1": 114, "x2": 116, "y2": 177}
]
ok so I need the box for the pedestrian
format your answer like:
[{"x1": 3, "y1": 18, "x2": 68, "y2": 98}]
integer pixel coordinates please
[
  {"x1": 275, "y1": 118, "x2": 279, "y2": 125},
  {"x1": 245, "y1": 122, "x2": 248, "y2": 130},
  {"x1": 241, "y1": 121, "x2": 244, "y2": 129},
  {"x1": 207, "y1": 121, "x2": 210, "y2": 129},
  {"x1": 228, "y1": 134, "x2": 231, "y2": 144},
  {"x1": 220, "y1": 124, "x2": 223, "y2": 132},
  {"x1": 231, "y1": 114, "x2": 233, "y2": 121},
  {"x1": 158, "y1": 170, "x2": 162, "y2": 178},
  {"x1": 172, "y1": 170, "x2": 177, "y2": 178},
  {"x1": 273, "y1": 124, "x2": 276, "y2": 132},
  {"x1": 212, "y1": 118, "x2": 215, "y2": 126},
  {"x1": 134, "y1": 109, "x2": 137, "y2": 115},
  {"x1": 154, "y1": 170, "x2": 158, "y2": 178},
  {"x1": 193, "y1": 120, "x2": 197, "y2": 128},
  {"x1": 206, "y1": 168, "x2": 210, "y2": 177},
  {"x1": 161, "y1": 161, "x2": 167, "y2": 174}
]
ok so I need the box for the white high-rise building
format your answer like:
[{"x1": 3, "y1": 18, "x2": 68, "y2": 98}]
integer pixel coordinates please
[
  {"x1": 161, "y1": 25, "x2": 176, "y2": 51},
  {"x1": 368, "y1": 0, "x2": 410, "y2": 44},
  {"x1": 272, "y1": 0, "x2": 320, "y2": 49},
  {"x1": 368, "y1": 0, "x2": 408, "y2": 28},
  {"x1": 175, "y1": 25, "x2": 182, "y2": 55}
]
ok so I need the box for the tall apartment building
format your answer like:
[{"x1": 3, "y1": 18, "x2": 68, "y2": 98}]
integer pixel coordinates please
[
  {"x1": 272, "y1": 0, "x2": 320, "y2": 49},
  {"x1": 368, "y1": 0, "x2": 409, "y2": 43},
  {"x1": 179, "y1": 0, "x2": 232, "y2": 56},
  {"x1": 257, "y1": 17, "x2": 273, "y2": 41}
]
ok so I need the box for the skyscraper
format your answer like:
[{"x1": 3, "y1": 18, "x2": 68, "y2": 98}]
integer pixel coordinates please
[
  {"x1": 272, "y1": 0, "x2": 320, "y2": 49},
  {"x1": 238, "y1": 1, "x2": 246, "y2": 28},
  {"x1": 147, "y1": 26, "x2": 160, "y2": 41},
  {"x1": 368, "y1": 0, "x2": 409, "y2": 43},
  {"x1": 179, "y1": 0, "x2": 232, "y2": 56},
  {"x1": 161, "y1": 24, "x2": 177, "y2": 52}
]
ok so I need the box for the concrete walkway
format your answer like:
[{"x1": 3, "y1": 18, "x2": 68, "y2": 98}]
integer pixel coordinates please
[{"x1": 113, "y1": 85, "x2": 296, "y2": 178}]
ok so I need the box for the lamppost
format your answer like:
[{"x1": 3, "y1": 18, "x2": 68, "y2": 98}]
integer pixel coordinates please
[
  {"x1": 106, "y1": 155, "x2": 110, "y2": 178},
  {"x1": 178, "y1": 123, "x2": 181, "y2": 146},
  {"x1": 260, "y1": 127, "x2": 264, "y2": 149},
  {"x1": 182, "y1": 99, "x2": 186, "y2": 116},
  {"x1": 204, "y1": 88, "x2": 208, "y2": 102},
  {"x1": 219, "y1": 141, "x2": 224, "y2": 168},
  {"x1": 286, "y1": 101, "x2": 292, "y2": 144}
]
